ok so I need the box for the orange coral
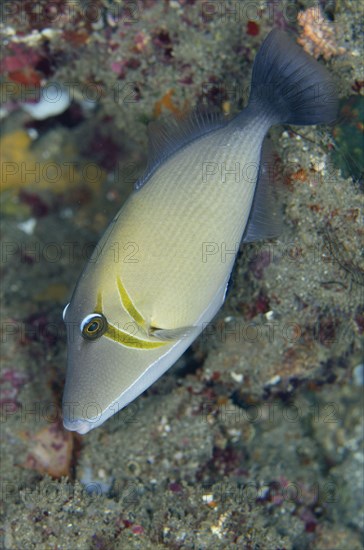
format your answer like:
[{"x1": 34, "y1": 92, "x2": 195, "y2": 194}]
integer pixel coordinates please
[
  {"x1": 297, "y1": 6, "x2": 346, "y2": 61},
  {"x1": 153, "y1": 89, "x2": 189, "y2": 118},
  {"x1": 291, "y1": 168, "x2": 308, "y2": 183}
]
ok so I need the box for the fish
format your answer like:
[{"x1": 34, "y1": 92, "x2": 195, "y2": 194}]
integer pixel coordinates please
[{"x1": 62, "y1": 30, "x2": 338, "y2": 434}]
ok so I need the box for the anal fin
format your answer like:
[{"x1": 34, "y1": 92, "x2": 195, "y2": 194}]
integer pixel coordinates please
[{"x1": 242, "y1": 138, "x2": 284, "y2": 243}]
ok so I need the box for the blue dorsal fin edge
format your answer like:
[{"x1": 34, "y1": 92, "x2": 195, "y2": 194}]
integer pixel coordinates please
[
  {"x1": 242, "y1": 138, "x2": 284, "y2": 243},
  {"x1": 135, "y1": 107, "x2": 229, "y2": 190}
]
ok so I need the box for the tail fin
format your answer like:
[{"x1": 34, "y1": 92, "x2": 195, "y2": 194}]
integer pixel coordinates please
[{"x1": 248, "y1": 29, "x2": 338, "y2": 125}]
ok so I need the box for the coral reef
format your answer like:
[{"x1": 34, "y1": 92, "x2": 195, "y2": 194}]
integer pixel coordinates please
[{"x1": 0, "y1": 0, "x2": 363, "y2": 548}]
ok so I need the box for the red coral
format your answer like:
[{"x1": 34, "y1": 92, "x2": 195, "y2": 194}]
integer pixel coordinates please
[
  {"x1": 0, "y1": 44, "x2": 45, "y2": 86},
  {"x1": 247, "y1": 21, "x2": 260, "y2": 36},
  {"x1": 0, "y1": 44, "x2": 41, "y2": 73}
]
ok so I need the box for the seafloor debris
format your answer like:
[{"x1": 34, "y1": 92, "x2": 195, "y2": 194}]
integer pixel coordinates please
[
  {"x1": 0, "y1": 368, "x2": 29, "y2": 413},
  {"x1": 21, "y1": 422, "x2": 74, "y2": 478},
  {"x1": 297, "y1": 6, "x2": 346, "y2": 60}
]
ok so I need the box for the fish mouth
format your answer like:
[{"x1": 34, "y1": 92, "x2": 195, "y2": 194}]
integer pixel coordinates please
[{"x1": 63, "y1": 417, "x2": 92, "y2": 435}]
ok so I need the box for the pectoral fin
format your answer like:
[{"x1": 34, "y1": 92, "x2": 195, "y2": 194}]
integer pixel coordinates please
[{"x1": 149, "y1": 325, "x2": 195, "y2": 341}]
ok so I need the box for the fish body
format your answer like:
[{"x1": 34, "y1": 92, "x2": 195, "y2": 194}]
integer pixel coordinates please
[{"x1": 63, "y1": 30, "x2": 337, "y2": 434}]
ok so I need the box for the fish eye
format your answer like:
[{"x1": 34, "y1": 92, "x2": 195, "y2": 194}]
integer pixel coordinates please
[{"x1": 80, "y1": 313, "x2": 107, "y2": 340}]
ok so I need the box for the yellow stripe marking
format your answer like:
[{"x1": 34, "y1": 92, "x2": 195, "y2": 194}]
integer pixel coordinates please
[
  {"x1": 105, "y1": 322, "x2": 168, "y2": 349},
  {"x1": 94, "y1": 285, "x2": 168, "y2": 349},
  {"x1": 95, "y1": 291, "x2": 103, "y2": 314},
  {"x1": 117, "y1": 276, "x2": 146, "y2": 330}
]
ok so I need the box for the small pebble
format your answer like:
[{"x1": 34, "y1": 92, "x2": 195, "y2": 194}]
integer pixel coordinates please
[{"x1": 353, "y1": 364, "x2": 364, "y2": 386}]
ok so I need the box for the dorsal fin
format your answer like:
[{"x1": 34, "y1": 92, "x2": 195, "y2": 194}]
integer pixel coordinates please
[
  {"x1": 242, "y1": 138, "x2": 284, "y2": 242},
  {"x1": 135, "y1": 108, "x2": 229, "y2": 190}
]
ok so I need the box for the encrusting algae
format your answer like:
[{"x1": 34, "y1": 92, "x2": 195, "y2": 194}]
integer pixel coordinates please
[{"x1": 0, "y1": 129, "x2": 105, "y2": 194}]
